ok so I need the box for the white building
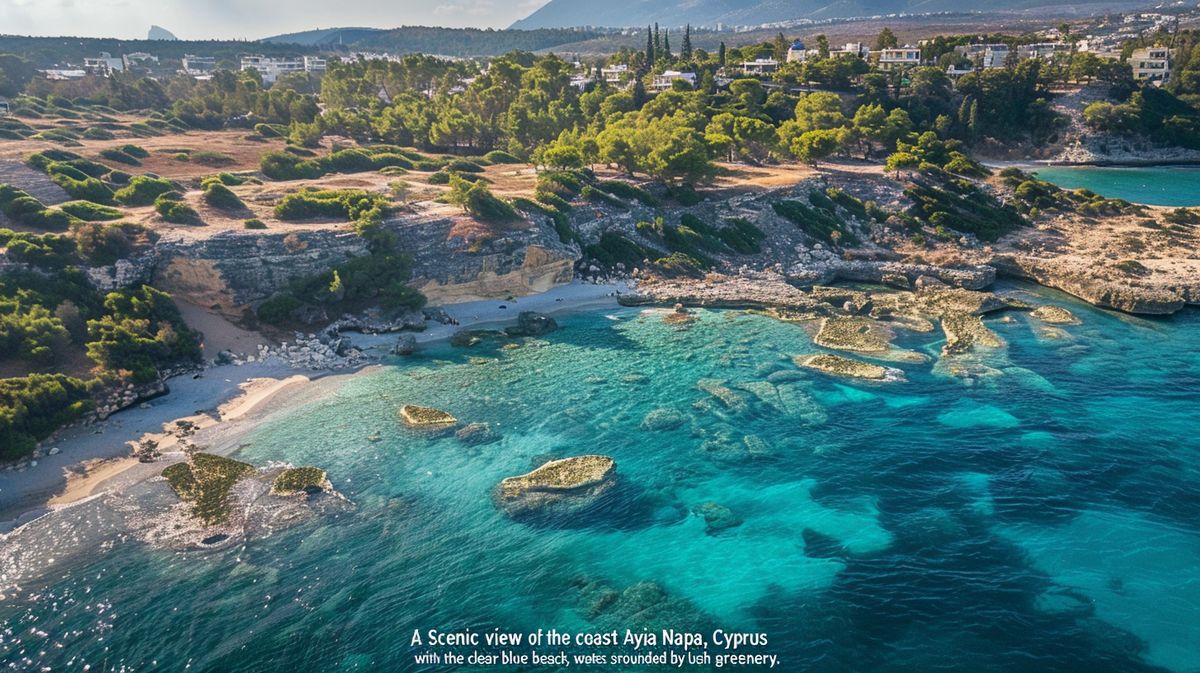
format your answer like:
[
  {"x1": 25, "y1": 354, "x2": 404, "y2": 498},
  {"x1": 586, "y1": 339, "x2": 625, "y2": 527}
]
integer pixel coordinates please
[
  {"x1": 830, "y1": 42, "x2": 868, "y2": 59},
  {"x1": 786, "y1": 40, "x2": 807, "y2": 63},
  {"x1": 651, "y1": 70, "x2": 696, "y2": 91},
  {"x1": 241, "y1": 55, "x2": 323, "y2": 84},
  {"x1": 740, "y1": 58, "x2": 778, "y2": 76},
  {"x1": 122, "y1": 52, "x2": 158, "y2": 69},
  {"x1": 1018, "y1": 42, "x2": 1072, "y2": 61},
  {"x1": 956, "y1": 44, "x2": 1010, "y2": 69},
  {"x1": 875, "y1": 46, "x2": 921, "y2": 70},
  {"x1": 303, "y1": 56, "x2": 327, "y2": 73},
  {"x1": 182, "y1": 55, "x2": 216, "y2": 75},
  {"x1": 41, "y1": 69, "x2": 87, "y2": 80},
  {"x1": 600, "y1": 64, "x2": 633, "y2": 87},
  {"x1": 83, "y1": 52, "x2": 124, "y2": 75},
  {"x1": 1130, "y1": 47, "x2": 1171, "y2": 84}
]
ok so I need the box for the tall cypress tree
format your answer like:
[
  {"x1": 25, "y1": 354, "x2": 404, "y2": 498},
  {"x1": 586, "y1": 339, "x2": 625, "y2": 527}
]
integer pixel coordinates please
[
  {"x1": 682, "y1": 24, "x2": 693, "y2": 60},
  {"x1": 718, "y1": 41, "x2": 727, "y2": 67},
  {"x1": 664, "y1": 29, "x2": 672, "y2": 61},
  {"x1": 654, "y1": 23, "x2": 661, "y2": 57},
  {"x1": 645, "y1": 25, "x2": 655, "y2": 68}
]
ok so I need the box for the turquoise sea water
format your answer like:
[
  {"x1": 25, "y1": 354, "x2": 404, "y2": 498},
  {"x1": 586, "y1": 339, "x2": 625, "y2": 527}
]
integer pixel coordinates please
[
  {"x1": 1033, "y1": 166, "x2": 1200, "y2": 206},
  {"x1": 2, "y1": 284, "x2": 1200, "y2": 672}
]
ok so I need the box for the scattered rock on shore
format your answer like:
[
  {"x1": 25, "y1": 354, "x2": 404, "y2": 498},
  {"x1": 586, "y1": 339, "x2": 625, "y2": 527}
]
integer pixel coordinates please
[{"x1": 505, "y1": 311, "x2": 558, "y2": 337}]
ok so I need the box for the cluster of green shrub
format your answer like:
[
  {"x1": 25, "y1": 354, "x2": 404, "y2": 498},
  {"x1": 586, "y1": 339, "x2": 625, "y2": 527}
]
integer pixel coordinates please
[
  {"x1": 0, "y1": 184, "x2": 79, "y2": 231},
  {"x1": 260, "y1": 146, "x2": 440, "y2": 181},
  {"x1": 274, "y1": 188, "x2": 389, "y2": 223},
  {"x1": 113, "y1": 176, "x2": 176, "y2": 206},
  {"x1": 98, "y1": 144, "x2": 149, "y2": 167},
  {"x1": 154, "y1": 194, "x2": 200, "y2": 224},
  {"x1": 255, "y1": 235, "x2": 426, "y2": 327},
  {"x1": 199, "y1": 176, "x2": 246, "y2": 212},
  {"x1": 0, "y1": 374, "x2": 94, "y2": 460},
  {"x1": 444, "y1": 175, "x2": 517, "y2": 223},
  {"x1": 772, "y1": 191, "x2": 861, "y2": 247},
  {"x1": 510, "y1": 196, "x2": 576, "y2": 244},
  {"x1": 583, "y1": 231, "x2": 657, "y2": 271},
  {"x1": 905, "y1": 176, "x2": 1026, "y2": 242},
  {"x1": 998, "y1": 168, "x2": 1136, "y2": 218},
  {"x1": 597, "y1": 180, "x2": 658, "y2": 207},
  {"x1": 0, "y1": 258, "x2": 199, "y2": 458},
  {"x1": 636, "y1": 213, "x2": 766, "y2": 266}
]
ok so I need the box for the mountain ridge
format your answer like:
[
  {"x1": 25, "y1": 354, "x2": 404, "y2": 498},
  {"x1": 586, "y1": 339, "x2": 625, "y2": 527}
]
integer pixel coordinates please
[{"x1": 510, "y1": 0, "x2": 1141, "y2": 30}]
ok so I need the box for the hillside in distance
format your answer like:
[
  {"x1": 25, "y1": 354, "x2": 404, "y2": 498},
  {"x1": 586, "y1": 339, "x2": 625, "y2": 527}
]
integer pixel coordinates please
[
  {"x1": 261, "y1": 26, "x2": 604, "y2": 56},
  {"x1": 511, "y1": 0, "x2": 1142, "y2": 29}
]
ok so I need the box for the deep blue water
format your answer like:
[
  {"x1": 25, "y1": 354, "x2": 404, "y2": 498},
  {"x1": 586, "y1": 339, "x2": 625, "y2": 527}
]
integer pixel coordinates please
[
  {"x1": 1033, "y1": 166, "x2": 1200, "y2": 206},
  {"x1": 2, "y1": 285, "x2": 1199, "y2": 672}
]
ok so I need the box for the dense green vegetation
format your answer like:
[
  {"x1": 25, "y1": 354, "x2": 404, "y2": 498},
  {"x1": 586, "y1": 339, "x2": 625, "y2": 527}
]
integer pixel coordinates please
[
  {"x1": 0, "y1": 224, "x2": 198, "y2": 458},
  {"x1": 162, "y1": 453, "x2": 256, "y2": 525},
  {"x1": 905, "y1": 175, "x2": 1026, "y2": 242}
]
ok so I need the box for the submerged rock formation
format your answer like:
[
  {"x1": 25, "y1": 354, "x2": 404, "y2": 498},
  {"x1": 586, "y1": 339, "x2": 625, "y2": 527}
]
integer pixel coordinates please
[
  {"x1": 456, "y1": 422, "x2": 499, "y2": 445},
  {"x1": 695, "y1": 502, "x2": 743, "y2": 534},
  {"x1": 1031, "y1": 305, "x2": 1081, "y2": 325},
  {"x1": 940, "y1": 313, "x2": 1004, "y2": 355},
  {"x1": 495, "y1": 455, "x2": 616, "y2": 517}
]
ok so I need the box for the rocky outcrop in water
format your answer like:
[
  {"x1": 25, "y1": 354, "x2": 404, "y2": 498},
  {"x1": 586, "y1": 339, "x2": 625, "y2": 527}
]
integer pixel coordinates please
[
  {"x1": 495, "y1": 455, "x2": 616, "y2": 517},
  {"x1": 504, "y1": 311, "x2": 558, "y2": 337}
]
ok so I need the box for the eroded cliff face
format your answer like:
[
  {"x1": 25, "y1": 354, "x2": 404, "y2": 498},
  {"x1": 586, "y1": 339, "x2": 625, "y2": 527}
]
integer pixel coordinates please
[
  {"x1": 84, "y1": 211, "x2": 579, "y2": 319},
  {"x1": 389, "y1": 213, "x2": 578, "y2": 305}
]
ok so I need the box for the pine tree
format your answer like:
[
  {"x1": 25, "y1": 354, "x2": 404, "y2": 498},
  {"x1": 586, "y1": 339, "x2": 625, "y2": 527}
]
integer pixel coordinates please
[
  {"x1": 682, "y1": 24, "x2": 693, "y2": 60},
  {"x1": 718, "y1": 42, "x2": 727, "y2": 68}
]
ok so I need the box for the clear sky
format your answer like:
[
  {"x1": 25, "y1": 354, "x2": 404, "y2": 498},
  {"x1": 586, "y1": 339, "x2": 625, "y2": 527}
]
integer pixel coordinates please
[{"x1": 0, "y1": 0, "x2": 550, "y2": 39}]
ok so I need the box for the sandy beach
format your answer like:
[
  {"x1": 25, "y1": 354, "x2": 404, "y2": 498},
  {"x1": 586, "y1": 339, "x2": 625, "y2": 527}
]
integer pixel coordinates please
[{"x1": 0, "y1": 280, "x2": 627, "y2": 532}]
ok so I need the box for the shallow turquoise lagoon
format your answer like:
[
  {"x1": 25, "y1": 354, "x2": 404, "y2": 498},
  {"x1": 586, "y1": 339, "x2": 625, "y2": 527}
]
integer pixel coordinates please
[
  {"x1": 2, "y1": 285, "x2": 1199, "y2": 672},
  {"x1": 1033, "y1": 166, "x2": 1200, "y2": 206}
]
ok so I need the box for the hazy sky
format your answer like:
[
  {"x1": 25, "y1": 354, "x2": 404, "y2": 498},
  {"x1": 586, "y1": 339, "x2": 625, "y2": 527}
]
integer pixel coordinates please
[{"x1": 0, "y1": 0, "x2": 550, "y2": 39}]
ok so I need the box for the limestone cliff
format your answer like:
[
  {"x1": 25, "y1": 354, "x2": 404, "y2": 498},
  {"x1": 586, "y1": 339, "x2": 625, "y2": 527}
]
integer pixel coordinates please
[{"x1": 84, "y1": 211, "x2": 578, "y2": 319}]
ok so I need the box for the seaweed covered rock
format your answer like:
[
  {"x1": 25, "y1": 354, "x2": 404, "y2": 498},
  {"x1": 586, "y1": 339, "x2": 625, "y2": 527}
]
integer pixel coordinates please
[
  {"x1": 572, "y1": 578, "x2": 714, "y2": 634},
  {"x1": 813, "y1": 316, "x2": 892, "y2": 353},
  {"x1": 161, "y1": 453, "x2": 255, "y2": 525},
  {"x1": 940, "y1": 313, "x2": 1003, "y2": 355},
  {"x1": 640, "y1": 407, "x2": 687, "y2": 431},
  {"x1": 505, "y1": 311, "x2": 558, "y2": 337},
  {"x1": 695, "y1": 502, "x2": 743, "y2": 534},
  {"x1": 663, "y1": 304, "x2": 697, "y2": 326},
  {"x1": 399, "y1": 404, "x2": 457, "y2": 427},
  {"x1": 495, "y1": 455, "x2": 616, "y2": 518},
  {"x1": 1031, "y1": 305, "x2": 1080, "y2": 325},
  {"x1": 797, "y1": 354, "x2": 893, "y2": 381},
  {"x1": 456, "y1": 421, "x2": 499, "y2": 445},
  {"x1": 271, "y1": 467, "x2": 332, "y2": 495}
]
